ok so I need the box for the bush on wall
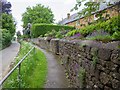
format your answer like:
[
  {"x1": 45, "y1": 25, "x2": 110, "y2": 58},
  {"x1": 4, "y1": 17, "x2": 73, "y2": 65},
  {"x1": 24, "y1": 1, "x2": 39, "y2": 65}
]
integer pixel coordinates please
[
  {"x1": 66, "y1": 15, "x2": 120, "y2": 40},
  {"x1": 31, "y1": 24, "x2": 74, "y2": 37}
]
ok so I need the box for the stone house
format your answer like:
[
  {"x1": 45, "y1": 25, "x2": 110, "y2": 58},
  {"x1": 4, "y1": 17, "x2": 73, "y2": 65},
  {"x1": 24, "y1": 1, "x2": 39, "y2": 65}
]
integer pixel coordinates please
[{"x1": 58, "y1": 1, "x2": 120, "y2": 29}]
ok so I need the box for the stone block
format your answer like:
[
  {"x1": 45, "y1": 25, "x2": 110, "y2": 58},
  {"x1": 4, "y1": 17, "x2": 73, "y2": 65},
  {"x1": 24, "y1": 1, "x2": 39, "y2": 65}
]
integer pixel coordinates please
[
  {"x1": 98, "y1": 59, "x2": 106, "y2": 67},
  {"x1": 98, "y1": 48, "x2": 111, "y2": 60},
  {"x1": 95, "y1": 81, "x2": 104, "y2": 89},
  {"x1": 105, "y1": 61, "x2": 117, "y2": 71},
  {"x1": 85, "y1": 46, "x2": 91, "y2": 54},
  {"x1": 100, "y1": 72, "x2": 112, "y2": 85},
  {"x1": 110, "y1": 72, "x2": 120, "y2": 81},
  {"x1": 94, "y1": 69, "x2": 100, "y2": 80},
  {"x1": 86, "y1": 53, "x2": 92, "y2": 59},
  {"x1": 119, "y1": 68, "x2": 120, "y2": 73},
  {"x1": 112, "y1": 79, "x2": 120, "y2": 88},
  {"x1": 111, "y1": 50, "x2": 120, "y2": 65},
  {"x1": 97, "y1": 64, "x2": 105, "y2": 71},
  {"x1": 87, "y1": 81, "x2": 94, "y2": 87},
  {"x1": 104, "y1": 86, "x2": 112, "y2": 90}
]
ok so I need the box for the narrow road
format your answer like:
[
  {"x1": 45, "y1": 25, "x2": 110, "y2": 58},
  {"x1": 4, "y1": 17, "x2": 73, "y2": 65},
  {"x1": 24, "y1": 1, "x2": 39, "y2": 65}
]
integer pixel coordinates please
[
  {"x1": 0, "y1": 42, "x2": 20, "y2": 80},
  {"x1": 37, "y1": 47, "x2": 69, "y2": 88}
]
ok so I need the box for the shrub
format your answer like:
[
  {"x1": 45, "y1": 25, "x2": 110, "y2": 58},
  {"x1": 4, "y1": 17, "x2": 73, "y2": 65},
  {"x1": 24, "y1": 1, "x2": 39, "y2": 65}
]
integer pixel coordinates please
[
  {"x1": 66, "y1": 30, "x2": 78, "y2": 37},
  {"x1": 78, "y1": 67, "x2": 86, "y2": 88},
  {"x1": 44, "y1": 29, "x2": 68, "y2": 39},
  {"x1": 86, "y1": 35, "x2": 112, "y2": 42},
  {"x1": 0, "y1": 29, "x2": 12, "y2": 50},
  {"x1": 31, "y1": 24, "x2": 74, "y2": 37},
  {"x1": 112, "y1": 31, "x2": 120, "y2": 40},
  {"x1": 66, "y1": 15, "x2": 120, "y2": 38}
]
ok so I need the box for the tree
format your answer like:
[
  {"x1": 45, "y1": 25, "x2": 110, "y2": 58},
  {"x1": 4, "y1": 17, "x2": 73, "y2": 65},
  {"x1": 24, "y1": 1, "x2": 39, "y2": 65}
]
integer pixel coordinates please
[
  {"x1": 71, "y1": 0, "x2": 115, "y2": 23},
  {"x1": 0, "y1": 0, "x2": 12, "y2": 14},
  {"x1": 0, "y1": 0, "x2": 16, "y2": 49},
  {"x1": 2, "y1": 13, "x2": 16, "y2": 36},
  {"x1": 71, "y1": 0, "x2": 100, "y2": 22},
  {"x1": 22, "y1": 4, "x2": 54, "y2": 28}
]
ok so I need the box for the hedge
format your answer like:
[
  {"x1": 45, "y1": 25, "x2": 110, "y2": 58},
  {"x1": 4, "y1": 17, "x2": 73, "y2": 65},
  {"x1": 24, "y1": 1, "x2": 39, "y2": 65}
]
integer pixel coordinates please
[
  {"x1": 31, "y1": 24, "x2": 74, "y2": 37},
  {"x1": 0, "y1": 29, "x2": 12, "y2": 50}
]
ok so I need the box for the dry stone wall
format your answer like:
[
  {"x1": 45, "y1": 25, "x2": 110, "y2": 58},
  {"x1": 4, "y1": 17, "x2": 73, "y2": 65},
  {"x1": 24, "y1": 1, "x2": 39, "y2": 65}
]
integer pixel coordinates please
[{"x1": 32, "y1": 38, "x2": 120, "y2": 89}]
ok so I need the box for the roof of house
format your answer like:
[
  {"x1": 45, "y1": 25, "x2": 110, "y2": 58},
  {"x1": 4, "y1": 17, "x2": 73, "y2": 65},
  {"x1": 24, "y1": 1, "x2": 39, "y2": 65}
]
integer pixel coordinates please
[
  {"x1": 58, "y1": 1, "x2": 120, "y2": 25},
  {"x1": 58, "y1": 13, "x2": 79, "y2": 25}
]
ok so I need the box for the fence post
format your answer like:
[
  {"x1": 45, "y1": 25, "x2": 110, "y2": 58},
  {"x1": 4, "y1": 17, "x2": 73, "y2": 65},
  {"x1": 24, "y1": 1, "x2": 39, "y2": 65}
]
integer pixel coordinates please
[{"x1": 18, "y1": 64, "x2": 21, "y2": 88}]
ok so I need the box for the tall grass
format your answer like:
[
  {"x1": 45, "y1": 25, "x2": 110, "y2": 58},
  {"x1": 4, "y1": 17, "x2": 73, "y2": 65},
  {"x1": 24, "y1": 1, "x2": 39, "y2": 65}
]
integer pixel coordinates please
[{"x1": 3, "y1": 41, "x2": 47, "y2": 88}]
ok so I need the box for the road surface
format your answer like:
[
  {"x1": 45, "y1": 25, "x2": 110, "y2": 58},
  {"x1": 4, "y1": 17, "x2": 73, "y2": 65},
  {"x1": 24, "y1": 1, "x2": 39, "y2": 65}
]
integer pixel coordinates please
[{"x1": 0, "y1": 42, "x2": 20, "y2": 80}]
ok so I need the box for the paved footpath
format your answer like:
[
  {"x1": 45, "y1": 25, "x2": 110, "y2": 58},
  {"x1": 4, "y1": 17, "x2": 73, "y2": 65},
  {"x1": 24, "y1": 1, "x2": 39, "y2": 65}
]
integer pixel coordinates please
[
  {"x1": 36, "y1": 46, "x2": 69, "y2": 88},
  {"x1": 0, "y1": 42, "x2": 20, "y2": 80}
]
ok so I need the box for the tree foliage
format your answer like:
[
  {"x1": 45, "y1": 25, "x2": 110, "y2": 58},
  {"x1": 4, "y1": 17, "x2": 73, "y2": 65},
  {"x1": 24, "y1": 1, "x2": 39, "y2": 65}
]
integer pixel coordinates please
[
  {"x1": 72, "y1": 0, "x2": 100, "y2": 17},
  {"x1": 0, "y1": 0, "x2": 16, "y2": 49},
  {"x1": 0, "y1": 29, "x2": 12, "y2": 50},
  {"x1": 0, "y1": 0, "x2": 12, "y2": 14},
  {"x1": 71, "y1": 0, "x2": 114, "y2": 22},
  {"x1": 2, "y1": 13, "x2": 16, "y2": 36},
  {"x1": 22, "y1": 4, "x2": 54, "y2": 28}
]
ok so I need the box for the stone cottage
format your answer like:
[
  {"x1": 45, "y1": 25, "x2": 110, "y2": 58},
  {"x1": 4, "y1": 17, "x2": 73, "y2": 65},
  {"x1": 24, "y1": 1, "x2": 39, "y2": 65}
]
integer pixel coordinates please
[{"x1": 58, "y1": 1, "x2": 120, "y2": 29}]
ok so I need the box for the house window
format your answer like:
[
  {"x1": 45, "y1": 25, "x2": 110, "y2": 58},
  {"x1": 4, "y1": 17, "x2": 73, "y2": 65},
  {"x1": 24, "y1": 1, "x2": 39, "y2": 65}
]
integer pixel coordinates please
[{"x1": 76, "y1": 20, "x2": 80, "y2": 26}]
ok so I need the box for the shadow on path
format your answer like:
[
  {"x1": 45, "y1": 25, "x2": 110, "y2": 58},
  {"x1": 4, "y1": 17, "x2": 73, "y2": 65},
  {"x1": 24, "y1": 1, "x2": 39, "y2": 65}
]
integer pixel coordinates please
[{"x1": 37, "y1": 46, "x2": 69, "y2": 88}]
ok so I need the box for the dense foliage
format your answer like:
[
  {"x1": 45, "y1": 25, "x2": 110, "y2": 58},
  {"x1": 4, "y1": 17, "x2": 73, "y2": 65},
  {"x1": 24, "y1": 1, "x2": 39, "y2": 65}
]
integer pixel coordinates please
[
  {"x1": 0, "y1": 0, "x2": 16, "y2": 49},
  {"x1": 2, "y1": 13, "x2": 16, "y2": 36},
  {"x1": 44, "y1": 29, "x2": 70, "y2": 39},
  {"x1": 3, "y1": 41, "x2": 47, "y2": 88},
  {"x1": 71, "y1": 1, "x2": 99, "y2": 17},
  {"x1": 0, "y1": 13, "x2": 16, "y2": 49},
  {"x1": 66, "y1": 15, "x2": 120, "y2": 41},
  {"x1": 71, "y1": 0, "x2": 116, "y2": 23},
  {"x1": 22, "y1": 4, "x2": 54, "y2": 28},
  {"x1": 31, "y1": 24, "x2": 74, "y2": 37},
  {"x1": 0, "y1": 29, "x2": 12, "y2": 50}
]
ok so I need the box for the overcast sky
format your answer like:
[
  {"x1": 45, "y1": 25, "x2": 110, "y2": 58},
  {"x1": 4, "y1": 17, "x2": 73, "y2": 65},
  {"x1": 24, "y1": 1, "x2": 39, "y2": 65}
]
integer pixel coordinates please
[{"x1": 7, "y1": 0, "x2": 78, "y2": 32}]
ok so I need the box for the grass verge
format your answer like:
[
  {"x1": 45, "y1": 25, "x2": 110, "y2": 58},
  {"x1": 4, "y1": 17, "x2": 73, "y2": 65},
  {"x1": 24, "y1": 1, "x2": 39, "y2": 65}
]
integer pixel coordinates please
[{"x1": 3, "y1": 41, "x2": 47, "y2": 88}]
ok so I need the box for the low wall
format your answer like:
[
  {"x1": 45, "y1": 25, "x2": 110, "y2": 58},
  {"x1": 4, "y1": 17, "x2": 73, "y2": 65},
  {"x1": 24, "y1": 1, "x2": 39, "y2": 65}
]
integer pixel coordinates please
[{"x1": 32, "y1": 38, "x2": 120, "y2": 89}]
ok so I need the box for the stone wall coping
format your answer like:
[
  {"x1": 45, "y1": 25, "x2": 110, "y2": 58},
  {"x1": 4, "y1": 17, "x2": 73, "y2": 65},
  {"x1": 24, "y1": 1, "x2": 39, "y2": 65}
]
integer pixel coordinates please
[
  {"x1": 37, "y1": 38, "x2": 120, "y2": 50},
  {"x1": 59, "y1": 39, "x2": 120, "y2": 50}
]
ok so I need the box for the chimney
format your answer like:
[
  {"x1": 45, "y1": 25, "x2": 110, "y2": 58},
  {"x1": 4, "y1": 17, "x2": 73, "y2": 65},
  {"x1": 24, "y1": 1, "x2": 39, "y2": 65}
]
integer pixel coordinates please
[{"x1": 67, "y1": 13, "x2": 70, "y2": 19}]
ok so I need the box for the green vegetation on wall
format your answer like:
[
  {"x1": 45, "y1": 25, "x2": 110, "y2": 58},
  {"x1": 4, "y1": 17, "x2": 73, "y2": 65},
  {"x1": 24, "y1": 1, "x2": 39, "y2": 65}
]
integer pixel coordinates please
[
  {"x1": 78, "y1": 67, "x2": 86, "y2": 88},
  {"x1": 91, "y1": 48, "x2": 98, "y2": 67},
  {"x1": 31, "y1": 24, "x2": 74, "y2": 37},
  {"x1": 66, "y1": 15, "x2": 120, "y2": 41}
]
